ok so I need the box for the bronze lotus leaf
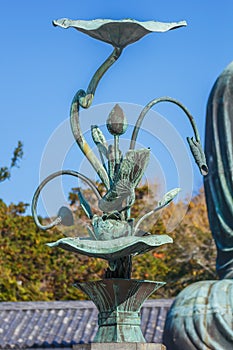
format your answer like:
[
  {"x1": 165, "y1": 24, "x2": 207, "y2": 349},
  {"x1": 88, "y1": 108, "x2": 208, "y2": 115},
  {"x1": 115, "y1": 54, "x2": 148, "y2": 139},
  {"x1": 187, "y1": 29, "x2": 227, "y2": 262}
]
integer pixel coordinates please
[
  {"x1": 53, "y1": 18, "x2": 187, "y2": 48},
  {"x1": 47, "y1": 234, "x2": 173, "y2": 260}
]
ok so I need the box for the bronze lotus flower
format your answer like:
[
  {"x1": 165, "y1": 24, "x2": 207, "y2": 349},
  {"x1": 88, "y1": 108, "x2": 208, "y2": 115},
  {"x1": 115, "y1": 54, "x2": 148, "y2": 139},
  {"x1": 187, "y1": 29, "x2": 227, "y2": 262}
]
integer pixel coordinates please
[
  {"x1": 32, "y1": 16, "x2": 207, "y2": 277},
  {"x1": 30, "y1": 16, "x2": 211, "y2": 343},
  {"x1": 46, "y1": 185, "x2": 179, "y2": 261}
]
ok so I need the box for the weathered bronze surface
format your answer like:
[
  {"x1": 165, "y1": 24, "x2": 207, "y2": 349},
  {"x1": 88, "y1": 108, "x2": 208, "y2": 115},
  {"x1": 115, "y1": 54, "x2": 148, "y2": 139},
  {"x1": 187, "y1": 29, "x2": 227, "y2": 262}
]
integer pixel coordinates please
[
  {"x1": 130, "y1": 97, "x2": 208, "y2": 176},
  {"x1": 47, "y1": 235, "x2": 173, "y2": 260},
  {"x1": 53, "y1": 18, "x2": 186, "y2": 48},
  {"x1": 163, "y1": 280, "x2": 233, "y2": 350},
  {"x1": 73, "y1": 343, "x2": 166, "y2": 349},
  {"x1": 74, "y1": 279, "x2": 164, "y2": 343},
  {"x1": 204, "y1": 61, "x2": 233, "y2": 279},
  {"x1": 32, "y1": 16, "x2": 207, "y2": 345},
  {"x1": 163, "y1": 62, "x2": 233, "y2": 350},
  {"x1": 32, "y1": 170, "x2": 101, "y2": 231}
]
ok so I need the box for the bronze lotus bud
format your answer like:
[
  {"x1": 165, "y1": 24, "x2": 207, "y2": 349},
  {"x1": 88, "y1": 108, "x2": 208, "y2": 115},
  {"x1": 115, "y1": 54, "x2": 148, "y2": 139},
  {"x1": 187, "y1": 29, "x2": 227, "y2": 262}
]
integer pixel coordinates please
[{"x1": 106, "y1": 104, "x2": 128, "y2": 136}]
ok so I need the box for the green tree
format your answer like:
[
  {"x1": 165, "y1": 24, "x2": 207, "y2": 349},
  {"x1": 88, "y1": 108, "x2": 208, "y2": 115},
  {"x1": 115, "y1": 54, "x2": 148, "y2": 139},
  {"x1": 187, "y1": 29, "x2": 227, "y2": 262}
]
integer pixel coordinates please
[
  {"x1": 0, "y1": 199, "x2": 107, "y2": 301},
  {"x1": 132, "y1": 187, "x2": 216, "y2": 297},
  {"x1": 0, "y1": 141, "x2": 23, "y2": 182},
  {"x1": 0, "y1": 184, "x2": 217, "y2": 301}
]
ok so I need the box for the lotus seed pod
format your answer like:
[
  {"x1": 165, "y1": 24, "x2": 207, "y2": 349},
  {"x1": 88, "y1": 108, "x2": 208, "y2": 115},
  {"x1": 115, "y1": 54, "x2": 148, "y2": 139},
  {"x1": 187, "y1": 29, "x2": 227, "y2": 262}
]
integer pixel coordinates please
[{"x1": 106, "y1": 104, "x2": 128, "y2": 135}]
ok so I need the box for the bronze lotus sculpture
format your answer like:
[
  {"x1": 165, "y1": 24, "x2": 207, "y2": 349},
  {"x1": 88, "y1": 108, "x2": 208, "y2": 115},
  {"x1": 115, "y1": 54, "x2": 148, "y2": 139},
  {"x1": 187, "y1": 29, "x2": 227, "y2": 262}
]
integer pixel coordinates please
[{"x1": 32, "y1": 17, "x2": 207, "y2": 344}]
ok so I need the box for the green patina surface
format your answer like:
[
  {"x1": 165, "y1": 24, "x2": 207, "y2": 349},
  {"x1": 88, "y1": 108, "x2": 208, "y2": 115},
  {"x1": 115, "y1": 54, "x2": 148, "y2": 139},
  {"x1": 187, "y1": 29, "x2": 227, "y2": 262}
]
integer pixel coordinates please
[
  {"x1": 31, "y1": 16, "x2": 208, "y2": 344},
  {"x1": 74, "y1": 279, "x2": 165, "y2": 343},
  {"x1": 47, "y1": 235, "x2": 173, "y2": 261}
]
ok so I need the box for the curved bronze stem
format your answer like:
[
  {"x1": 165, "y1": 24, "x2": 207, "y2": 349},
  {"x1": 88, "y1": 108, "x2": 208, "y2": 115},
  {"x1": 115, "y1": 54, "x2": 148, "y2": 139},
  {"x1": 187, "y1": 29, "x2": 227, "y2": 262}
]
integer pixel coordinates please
[
  {"x1": 70, "y1": 47, "x2": 123, "y2": 189},
  {"x1": 130, "y1": 96, "x2": 200, "y2": 148},
  {"x1": 87, "y1": 47, "x2": 122, "y2": 96},
  {"x1": 31, "y1": 170, "x2": 101, "y2": 231},
  {"x1": 130, "y1": 96, "x2": 208, "y2": 175}
]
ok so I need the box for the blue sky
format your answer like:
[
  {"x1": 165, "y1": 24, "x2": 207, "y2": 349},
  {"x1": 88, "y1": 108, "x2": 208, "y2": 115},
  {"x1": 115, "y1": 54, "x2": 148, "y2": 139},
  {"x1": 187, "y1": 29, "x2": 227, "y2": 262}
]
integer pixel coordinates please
[{"x1": 1, "y1": 0, "x2": 233, "y2": 216}]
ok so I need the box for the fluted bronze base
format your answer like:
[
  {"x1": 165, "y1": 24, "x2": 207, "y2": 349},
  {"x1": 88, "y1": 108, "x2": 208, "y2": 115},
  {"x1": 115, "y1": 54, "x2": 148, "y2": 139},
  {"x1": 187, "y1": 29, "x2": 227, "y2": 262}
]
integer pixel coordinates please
[
  {"x1": 73, "y1": 343, "x2": 166, "y2": 349},
  {"x1": 74, "y1": 279, "x2": 165, "y2": 343}
]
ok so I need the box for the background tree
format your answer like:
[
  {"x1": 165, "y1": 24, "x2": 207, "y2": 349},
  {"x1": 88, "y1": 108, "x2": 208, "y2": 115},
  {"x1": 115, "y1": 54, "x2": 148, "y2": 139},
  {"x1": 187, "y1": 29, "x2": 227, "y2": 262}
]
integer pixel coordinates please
[
  {"x1": 132, "y1": 187, "x2": 216, "y2": 297},
  {"x1": 0, "y1": 141, "x2": 23, "y2": 182},
  {"x1": 0, "y1": 182, "x2": 217, "y2": 301}
]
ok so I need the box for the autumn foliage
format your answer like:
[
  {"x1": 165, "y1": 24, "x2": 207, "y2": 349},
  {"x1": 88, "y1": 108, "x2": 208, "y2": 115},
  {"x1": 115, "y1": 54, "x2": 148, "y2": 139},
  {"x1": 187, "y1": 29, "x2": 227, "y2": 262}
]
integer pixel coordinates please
[{"x1": 0, "y1": 184, "x2": 217, "y2": 301}]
